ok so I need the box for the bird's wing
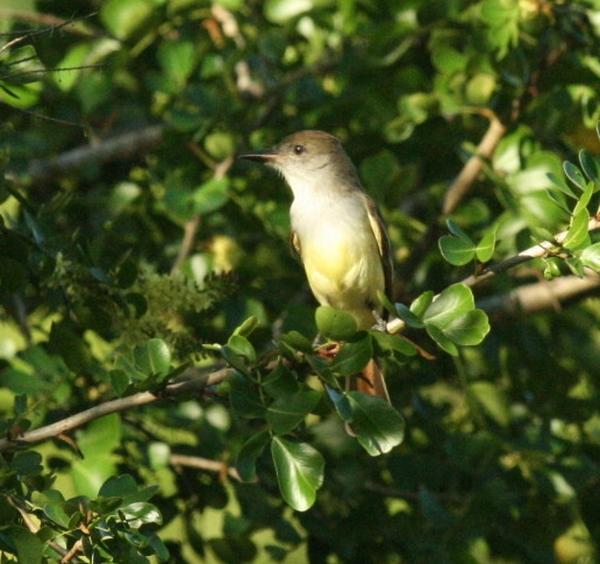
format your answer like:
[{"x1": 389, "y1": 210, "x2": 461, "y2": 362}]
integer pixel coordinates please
[
  {"x1": 361, "y1": 193, "x2": 394, "y2": 302},
  {"x1": 289, "y1": 230, "x2": 302, "y2": 258}
]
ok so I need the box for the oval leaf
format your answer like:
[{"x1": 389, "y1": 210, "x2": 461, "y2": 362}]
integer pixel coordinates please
[
  {"x1": 266, "y1": 389, "x2": 322, "y2": 435},
  {"x1": 271, "y1": 437, "x2": 324, "y2": 512},
  {"x1": 315, "y1": 306, "x2": 358, "y2": 341},
  {"x1": 347, "y1": 392, "x2": 405, "y2": 456}
]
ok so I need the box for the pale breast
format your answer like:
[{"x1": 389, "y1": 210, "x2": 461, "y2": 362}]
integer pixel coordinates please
[{"x1": 290, "y1": 192, "x2": 384, "y2": 327}]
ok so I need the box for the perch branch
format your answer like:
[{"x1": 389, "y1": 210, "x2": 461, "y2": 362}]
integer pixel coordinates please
[
  {"x1": 461, "y1": 216, "x2": 600, "y2": 288},
  {"x1": 0, "y1": 367, "x2": 234, "y2": 451}
]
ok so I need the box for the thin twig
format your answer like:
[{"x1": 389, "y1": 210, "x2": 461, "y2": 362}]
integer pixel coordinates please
[
  {"x1": 387, "y1": 216, "x2": 600, "y2": 334},
  {"x1": 171, "y1": 155, "x2": 234, "y2": 273},
  {"x1": 0, "y1": 367, "x2": 235, "y2": 451},
  {"x1": 460, "y1": 216, "x2": 600, "y2": 288},
  {"x1": 170, "y1": 453, "x2": 242, "y2": 482},
  {"x1": 443, "y1": 110, "x2": 506, "y2": 215},
  {"x1": 0, "y1": 9, "x2": 99, "y2": 38},
  {"x1": 61, "y1": 539, "x2": 83, "y2": 564}
]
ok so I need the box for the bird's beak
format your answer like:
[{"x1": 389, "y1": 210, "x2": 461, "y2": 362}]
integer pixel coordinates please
[{"x1": 238, "y1": 149, "x2": 278, "y2": 163}]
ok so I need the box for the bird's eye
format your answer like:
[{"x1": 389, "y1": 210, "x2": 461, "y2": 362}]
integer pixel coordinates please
[{"x1": 293, "y1": 144, "x2": 305, "y2": 155}]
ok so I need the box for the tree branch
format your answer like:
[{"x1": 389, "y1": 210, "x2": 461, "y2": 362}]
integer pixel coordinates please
[
  {"x1": 171, "y1": 156, "x2": 234, "y2": 273},
  {"x1": 170, "y1": 453, "x2": 242, "y2": 482},
  {"x1": 479, "y1": 270, "x2": 600, "y2": 318},
  {"x1": 17, "y1": 125, "x2": 164, "y2": 186},
  {"x1": 443, "y1": 111, "x2": 506, "y2": 216},
  {"x1": 0, "y1": 367, "x2": 234, "y2": 451},
  {"x1": 461, "y1": 216, "x2": 600, "y2": 288}
]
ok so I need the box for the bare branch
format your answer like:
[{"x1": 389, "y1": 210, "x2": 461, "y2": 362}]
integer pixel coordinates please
[
  {"x1": 19, "y1": 125, "x2": 164, "y2": 186},
  {"x1": 171, "y1": 155, "x2": 234, "y2": 273},
  {"x1": 0, "y1": 367, "x2": 234, "y2": 451},
  {"x1": 170, "y1": 453, "x2": 242, "y2": 482},
  {"x1": 479, "y1": 270, "x2": 600, "y2": 317},
  {"x1": 0, "y1": 9, "x2": 99, "y2": 38},
  {"x1": 443, "y1": 111, "x2": 506, "y2": 215},
  {"x1": 461, "y1": 216, "x2": 600, "y2": 288}
]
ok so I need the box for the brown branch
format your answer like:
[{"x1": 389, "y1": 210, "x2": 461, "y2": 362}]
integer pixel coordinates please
[
  {"x1": 61, "y1": 539, "x2": 83, "y2": 564},
  {"x1": 0, "y1": 9, "x2": 99, "y2": 38},
  {"x1": 461, "y1": 216, "x2": 600, "y2": 288},
  {"x1": 19, "y1": 125, "x2": 164, "y2": 186},
  {"x1": 479, "y1": 270, "x2": 600, "y2": 318},
  {"x1": 442, "y1": 111, "x2": 506, "y2": 215},
  {"x1": 0, "y1": 367, "x2": 234, "y2": 451},
  {"x1": 171, "y1": 155, "x2": 234, "y2": 273},
  {"x1": 170, "y1": 453, "x2": 242, "y2": 482}
]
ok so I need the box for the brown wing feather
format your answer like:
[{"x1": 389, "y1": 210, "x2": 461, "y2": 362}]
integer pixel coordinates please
[
  {"x1": 289, "y1": 230, "x2": 301, "y2": 259},
  {"x1": 361, "y1": 193, "x2": 394, "y2": 303}
]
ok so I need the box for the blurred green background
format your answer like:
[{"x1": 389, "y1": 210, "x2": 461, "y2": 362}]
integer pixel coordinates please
[{"x1": 0, "y1": 0, "x2": 599, "y2": 562}]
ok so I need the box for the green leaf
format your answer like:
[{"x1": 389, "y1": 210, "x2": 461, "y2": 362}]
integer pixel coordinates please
[
  {"x1": 469, "y1": 381, "x2": 510, "y2": 427},
  {"x1": 110, "y1": 369, "x2": 129, "y2": 396},
  {"x1": 346, "y1": 392, "x2": 405, "y2": 456},
  {"x1": 119, "y1": 502, "x2": 162, "y2": 528},
  {"x1": 192, "y1": 178, "x2": 229, "y2": 215},
  {"x1": 423, "y1": 284, "x2": 474, "y2": 328},
  {"x1": 315, "y1": 306, "x2": 358, "y2": 341},
  {"x1": 475, "y1": 226, "x2": 497, "y2": 263},
  {"x1": 101, "y1": 0, "x2": 154, "y2": 40},
  {"x1": 547, "y1": 172, "x2": 577, "y2": 199},
  {"x1": 7, "y1": 527, "x2": 43, "y2": 564},
  {"x1": 580, "y1": 243, "x2": 600, "y2": 272},
  {"x1": 439, "y1": 235, "x2": 476, "y2": 265},
  {"x1": 579, "y1": 149, "x2": 600, "y2": 187},
  {"x1": 134, "y1": 338, "x2": 172, "y2": 379},
  {"x1": 572, "y1": 182, "x2": 594, "y2": 216},
  {"x1": 267, "y1": 389, "x2": 321, "y2": 434},
  {"x1": 329, "y1": 335, "x2": 373, "y2": 376},
  {"x1": 230, "y1": 373, "x2": 265, "y2": 418},
  {"x1": 563, "y1": 161, "x2": 587, "y2": 191},
  {"x1": 271, "y1": 437, "x2": 324, "y2": 512},
  {"x1": 425, "y1": 324, "x2": 458, "y2": 356},
  {"x1": 236, "y1": 431, "x2": 269, "y2": 482},
  {"x1": 423, "y1": 285, "x2": 489, "y2": 354},
  {"x1": 232, "y1": 316, "x2": 259, "y2": 337},
  {"x1": 264, "y1": 0, "x2": 312, "y2": 24},
  {"x1": 157, "y1": 40, "x2": 197, "y2": 91},
  {"x1": 262, "y1": 364, "x2": 299, "y2": 398},
  {"x1": 370, "y1": 331, "x2": 418, "y2": 357},
  {"x1": 10, "y1": 451, "x2": 43, "y2": 476},
  {"x1": 410, "y1": 291, "x2": 434, "y2": 318},
  {"x1": 442, "y1": 310, "x2": 490, "y2": 346},
  {"x1": 279, "y1": 331, "x2": 314, "y2": 354},
  {"x1": 393, "y1": 303, "x2": 425, "y2": 328},
  {"x1": 226, "y1": 334, "x2": 256, "y2": 364},
  {"x1": 563, "y1": 209, "x2": 590, "y2": 250},
  {"x1": 326, "y1": 386, "x2": 353, "y2": 421}
]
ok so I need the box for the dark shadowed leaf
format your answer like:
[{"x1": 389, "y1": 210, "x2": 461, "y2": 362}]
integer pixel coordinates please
[
  {"x1": 346, "y1": 392, "x2": 405, "y2": 456},
  {"x1": 266, "y1": 389, "x2": 321, "y2": 434},
  {"x1": 236, "y1": 430, "x2": 269, "y2": 482}
]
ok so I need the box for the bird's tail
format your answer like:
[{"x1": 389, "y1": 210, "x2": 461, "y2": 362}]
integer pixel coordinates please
[{"x1": 350, "y1": 358, "x2": 390, "y2": 403}]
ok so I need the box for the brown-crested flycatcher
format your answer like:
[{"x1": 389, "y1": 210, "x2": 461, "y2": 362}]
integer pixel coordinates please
[{"x1": 241, "y1": 130, "x2": 393, "y2": 402}]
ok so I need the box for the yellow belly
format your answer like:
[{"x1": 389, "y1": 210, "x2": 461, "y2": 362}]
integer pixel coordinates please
[{"x1": 301, "y1": 227, "x2": 384, "y2": 329}]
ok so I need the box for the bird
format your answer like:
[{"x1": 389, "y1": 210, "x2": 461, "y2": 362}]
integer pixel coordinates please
[{"x1": 240, "y1": 130, "x2": 393, "y2": 402}]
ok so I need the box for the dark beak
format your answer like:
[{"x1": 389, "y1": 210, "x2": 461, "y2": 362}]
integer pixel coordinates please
[{"x1": 238, "y1": 150, "x2": 278, "y2": 163}]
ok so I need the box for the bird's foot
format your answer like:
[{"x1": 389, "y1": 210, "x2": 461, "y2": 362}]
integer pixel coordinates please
[
  {"x1": 316, "y1": 341, "x2": 341, "y2": 358},
  {"x1": 370, "y1": 310, "x2": 387, "y2": 332}
]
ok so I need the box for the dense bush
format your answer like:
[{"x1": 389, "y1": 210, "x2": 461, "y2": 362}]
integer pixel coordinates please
[{"x1": 0, "y1": 0, "x2": 599, "y2": 562}]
